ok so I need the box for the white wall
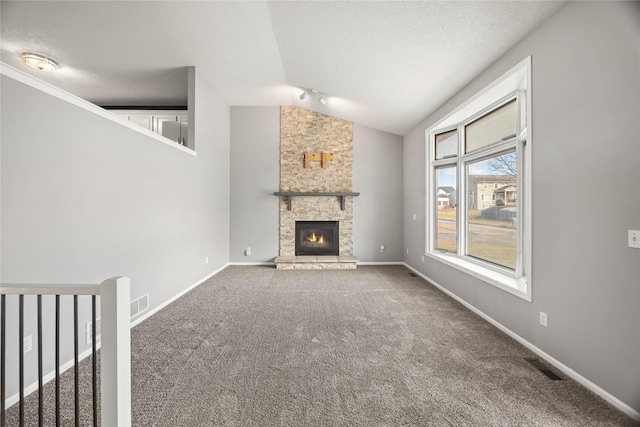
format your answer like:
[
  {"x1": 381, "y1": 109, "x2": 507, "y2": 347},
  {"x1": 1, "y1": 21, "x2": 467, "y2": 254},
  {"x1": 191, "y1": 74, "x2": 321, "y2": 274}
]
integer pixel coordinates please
[
  {"x1": 403, "y1": 1, "x2": 640, "y2": 414},
  {"x1": 0, "y1": 69, "x2": 230, "y2": 397},
  {"x1": 229, "y1": 107, "x2": 404, "y2": 263}
]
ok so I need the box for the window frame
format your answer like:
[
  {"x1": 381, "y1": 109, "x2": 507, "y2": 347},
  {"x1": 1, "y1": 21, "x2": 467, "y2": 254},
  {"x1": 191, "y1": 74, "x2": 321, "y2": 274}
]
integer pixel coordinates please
[{"x1": 425, "y1": 57, "x2": 532, "y2": 301}]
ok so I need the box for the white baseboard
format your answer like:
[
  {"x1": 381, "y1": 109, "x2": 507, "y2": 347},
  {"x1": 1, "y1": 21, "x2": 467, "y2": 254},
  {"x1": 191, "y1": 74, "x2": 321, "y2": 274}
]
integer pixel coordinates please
[
  {"x1": 357, "y1": 261, "x2": 405, "y2": 265},
  {"x1": 228, "y1": 262, "x2": 275, "y2": 266},
  {"x1": 4, "y1": 263, "x2": 229, "y2": 409},
  {"x1": 402, "y1": 263, "x2": 640, "y2": 421},
  {"x1": 130, "y1": 263, "x2": 229, "y2": 328},
  {"x1": 229, "y1": 261, "x2": 405, "y2": 266}
]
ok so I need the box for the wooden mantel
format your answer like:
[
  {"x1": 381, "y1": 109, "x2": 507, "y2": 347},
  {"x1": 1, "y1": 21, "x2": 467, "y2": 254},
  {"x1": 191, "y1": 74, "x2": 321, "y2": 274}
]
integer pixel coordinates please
[{"x1": 274, "y1": 191, "x2": 360, "y2": 211}]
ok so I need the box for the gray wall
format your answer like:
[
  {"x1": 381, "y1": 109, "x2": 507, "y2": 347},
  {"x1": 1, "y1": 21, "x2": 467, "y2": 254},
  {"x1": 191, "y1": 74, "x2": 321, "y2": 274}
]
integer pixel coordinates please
[
  {"x1": 403, "y1": 1, "x2": 640, "y2": 413},
  {"x1": 353, "y1": 124, "x2": 403, "y2": 262},
  {"x1": 230, "y1": 107, "x2": 281, "y2": 262},
  {"x1": 229, "y1": 107, "x2": 404, "y2": 263},
  {"x1": 0, "y1": 69, "x2": 230, "y2": 396}
]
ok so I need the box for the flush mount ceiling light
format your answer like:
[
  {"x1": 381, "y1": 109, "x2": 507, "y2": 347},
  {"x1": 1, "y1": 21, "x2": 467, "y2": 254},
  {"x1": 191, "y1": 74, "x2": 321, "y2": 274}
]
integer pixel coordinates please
[
  {"x1": 22, "y1": 52, "x2": 58, "y2": 72},
  {"x1": 299, "y1": 88, "x2": 328, "y2": 106}
]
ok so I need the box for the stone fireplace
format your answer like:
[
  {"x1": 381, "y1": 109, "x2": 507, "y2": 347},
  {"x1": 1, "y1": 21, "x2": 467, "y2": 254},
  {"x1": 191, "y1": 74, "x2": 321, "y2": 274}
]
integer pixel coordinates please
[{"x1": 274, "y1": 106, "x2": 358, "y2": 269}]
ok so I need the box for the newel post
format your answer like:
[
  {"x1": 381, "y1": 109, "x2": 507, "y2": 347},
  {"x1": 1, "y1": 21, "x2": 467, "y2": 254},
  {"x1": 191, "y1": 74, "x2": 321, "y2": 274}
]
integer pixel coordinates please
[{"x1": 100, "y1": 277, "x2": 132, "y2": 426}]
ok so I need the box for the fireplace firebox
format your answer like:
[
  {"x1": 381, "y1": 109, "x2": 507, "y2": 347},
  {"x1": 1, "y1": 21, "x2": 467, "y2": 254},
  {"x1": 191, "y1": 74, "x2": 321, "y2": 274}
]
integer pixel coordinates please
[{"x1": 295, "y1": 221, "x2": 339, "y2": 256}]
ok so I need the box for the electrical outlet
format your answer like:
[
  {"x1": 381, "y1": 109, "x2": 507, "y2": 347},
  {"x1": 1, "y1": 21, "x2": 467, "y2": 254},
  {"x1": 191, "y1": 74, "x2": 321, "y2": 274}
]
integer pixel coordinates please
[
  {"x1": 421, "y1": 255, "x2": 425, "y2": 262},
  {"x1": 23, "y1": 335, "x2": 32, "y2": 353},
  {"x1": 406, "y1": 248, "x2": 409, "y2": 255},
  {"x1": 379, "y1": 245, "x2": 385, "y2": 253},
  {"x1": 245, "y1": 247, "x2": 251, "y2": 256},
  {"x1": 539, "y1": 312, "x2": 548, "y2": 327},
  {"x1": 205, "y1": 256, "x2": 209, "y2": 264},
  {"x1": 412, "y1": 214, "x2": 417, "y2": 220},
  {"x1": 629, "y1": 230, "x2": 640, "y2": 249}
]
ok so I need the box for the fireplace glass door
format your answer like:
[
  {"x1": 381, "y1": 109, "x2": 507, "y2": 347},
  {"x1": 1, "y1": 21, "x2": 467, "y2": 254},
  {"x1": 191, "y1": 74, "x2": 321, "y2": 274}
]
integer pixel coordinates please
[{"x1": 295, "y1": 221, "x2": 339, "y2": 256}]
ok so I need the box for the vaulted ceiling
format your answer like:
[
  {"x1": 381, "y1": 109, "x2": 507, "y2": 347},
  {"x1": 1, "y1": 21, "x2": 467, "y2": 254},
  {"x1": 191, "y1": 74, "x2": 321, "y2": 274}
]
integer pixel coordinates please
[{"x1": 1, "y1": 1, "x2": 565, "y2": 135}]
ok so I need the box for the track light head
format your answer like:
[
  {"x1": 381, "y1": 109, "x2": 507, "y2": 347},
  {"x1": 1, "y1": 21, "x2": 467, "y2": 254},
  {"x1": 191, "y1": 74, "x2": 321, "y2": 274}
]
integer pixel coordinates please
[{"x1": 299, "y1": 88, "x2": 328, "y2": 106}]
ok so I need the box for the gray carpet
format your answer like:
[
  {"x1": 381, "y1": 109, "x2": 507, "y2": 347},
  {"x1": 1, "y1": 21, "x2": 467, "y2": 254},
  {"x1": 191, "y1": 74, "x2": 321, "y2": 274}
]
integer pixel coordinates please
[{"x1": 6, "y1": 265, "x2": 636, "y2": 426}]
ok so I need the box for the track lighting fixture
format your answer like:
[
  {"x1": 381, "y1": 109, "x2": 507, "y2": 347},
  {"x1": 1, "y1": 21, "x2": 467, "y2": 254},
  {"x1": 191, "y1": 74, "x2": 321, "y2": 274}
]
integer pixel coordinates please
[{"x1": 299, "y1": 88, "x2": 328, "y2": 106}]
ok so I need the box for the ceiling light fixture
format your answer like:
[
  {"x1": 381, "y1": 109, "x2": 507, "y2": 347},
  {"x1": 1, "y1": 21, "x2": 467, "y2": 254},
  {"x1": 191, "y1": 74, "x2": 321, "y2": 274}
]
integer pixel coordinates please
[
  {"x1": 22, "y1": 52, "x2": 58, "y2": 72},
  {"x1": 299, "y1": 88, "x2": 328, "y2": 106}
]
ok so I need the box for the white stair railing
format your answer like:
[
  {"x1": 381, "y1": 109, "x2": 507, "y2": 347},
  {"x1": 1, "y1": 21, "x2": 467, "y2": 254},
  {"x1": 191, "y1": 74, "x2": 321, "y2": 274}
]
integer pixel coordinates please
[{"x1": 0, "y1": 277, "x2": 131, "y2": 426}]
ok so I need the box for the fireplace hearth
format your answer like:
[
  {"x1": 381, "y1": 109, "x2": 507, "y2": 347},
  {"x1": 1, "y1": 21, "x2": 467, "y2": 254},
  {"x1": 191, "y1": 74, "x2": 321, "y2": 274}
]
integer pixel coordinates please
[{"x1": 295, "y1": 221, "x2": 339, "y2": 256}]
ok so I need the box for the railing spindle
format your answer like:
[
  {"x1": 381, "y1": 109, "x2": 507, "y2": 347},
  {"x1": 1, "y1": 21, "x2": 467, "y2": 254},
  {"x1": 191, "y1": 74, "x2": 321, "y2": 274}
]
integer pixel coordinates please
[
  {"x1": 55, "y1": 295, "x2": 60, "y2": 427},
  {"x1": 92, "y1": 295, "x2": 97, "y2": 427},
  {"x1": 74, "y1": 295, "x2": 79, "y2": 427},
  {"x1": 18, "y1": 295, "x2": 24, "y2": 427},
  {"x1": 38, "y1": 295, "x2": 43, "y2": 427},
  {"x1": 1, "y1": 294, "x2": 5, "y2": 427}
]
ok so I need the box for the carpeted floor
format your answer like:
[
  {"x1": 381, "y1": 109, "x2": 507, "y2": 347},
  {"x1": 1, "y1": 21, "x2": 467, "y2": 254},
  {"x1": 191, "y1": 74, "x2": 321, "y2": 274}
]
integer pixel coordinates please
[{"x1": 6, "y1": 265, "x2": 637, "y2": 426}]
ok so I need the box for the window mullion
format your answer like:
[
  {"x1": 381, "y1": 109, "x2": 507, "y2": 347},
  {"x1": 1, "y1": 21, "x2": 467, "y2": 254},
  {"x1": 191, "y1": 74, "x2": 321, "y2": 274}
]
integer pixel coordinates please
[
  {"x1": 457, "y1": 156, "x2": 465, "y2": 256},
  {"x1": 516, "y1": 138, "x2": 526, "y2": 277},
  {"x1": 428, "y1": 162, "x2": 437, "y2": 253},
  {"x1": 457, "y1": 124, "x2": 465, "y2": 256}
]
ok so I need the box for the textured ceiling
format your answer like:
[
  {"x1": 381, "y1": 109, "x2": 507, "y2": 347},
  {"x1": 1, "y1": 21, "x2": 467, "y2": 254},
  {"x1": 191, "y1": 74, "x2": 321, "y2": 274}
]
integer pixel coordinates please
[{"x1": 1, "y1": 1, "x2": 565, "y2": 135}]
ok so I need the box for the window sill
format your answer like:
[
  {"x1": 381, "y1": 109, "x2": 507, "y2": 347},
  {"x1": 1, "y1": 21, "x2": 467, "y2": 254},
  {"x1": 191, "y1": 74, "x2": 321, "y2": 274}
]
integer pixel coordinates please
[{"x1": 425, "y1": 251, "x2": 530, "y2": 301}]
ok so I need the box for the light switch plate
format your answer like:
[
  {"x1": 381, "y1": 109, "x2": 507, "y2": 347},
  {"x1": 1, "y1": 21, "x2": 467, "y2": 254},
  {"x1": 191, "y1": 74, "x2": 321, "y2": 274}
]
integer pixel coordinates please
[{"x1": 629, "y1": 230, "x2": 640, "y2": 249}]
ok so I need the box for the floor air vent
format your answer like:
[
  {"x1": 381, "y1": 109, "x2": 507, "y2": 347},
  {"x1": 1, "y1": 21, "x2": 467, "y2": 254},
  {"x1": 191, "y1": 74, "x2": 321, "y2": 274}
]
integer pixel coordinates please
[{"x1": 525, "y1": 358, "x2": 563, "y2": 380}]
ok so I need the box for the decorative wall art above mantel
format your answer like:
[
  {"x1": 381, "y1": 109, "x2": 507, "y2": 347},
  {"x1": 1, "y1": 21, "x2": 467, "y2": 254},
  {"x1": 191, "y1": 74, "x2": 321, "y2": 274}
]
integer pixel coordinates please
[{"x1": 303, "y1": 152, "x2": 333, "y2": 168}]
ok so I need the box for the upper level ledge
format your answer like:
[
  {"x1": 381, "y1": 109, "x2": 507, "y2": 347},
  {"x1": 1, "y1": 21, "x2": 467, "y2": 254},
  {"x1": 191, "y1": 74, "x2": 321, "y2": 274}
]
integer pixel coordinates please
[
  {"x1": 0, "y1": 63, "x2": 196, "y2": 156},
  {"x1": 273, "y1": 191, "x2": 360, "y2": 210}
]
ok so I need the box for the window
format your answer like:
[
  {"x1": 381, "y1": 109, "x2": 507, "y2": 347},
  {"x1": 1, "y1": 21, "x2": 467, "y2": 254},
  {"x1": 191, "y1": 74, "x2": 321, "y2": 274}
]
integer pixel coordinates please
[
  {"x1": 435, "y1": 166, "x2": 457, "y2": 252},
  {"x1": 425, "y1": 57, "x2": 531, "y2": 301},
  {"x1": 466, "y1": 151, "x2": 517, "y2": 269}
]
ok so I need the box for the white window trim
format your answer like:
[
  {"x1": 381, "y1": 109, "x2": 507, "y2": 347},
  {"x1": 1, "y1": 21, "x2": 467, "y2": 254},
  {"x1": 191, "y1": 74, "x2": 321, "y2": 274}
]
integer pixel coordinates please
[{"x1": 425, "y1": 56, "x2": 532, "y2": 302}]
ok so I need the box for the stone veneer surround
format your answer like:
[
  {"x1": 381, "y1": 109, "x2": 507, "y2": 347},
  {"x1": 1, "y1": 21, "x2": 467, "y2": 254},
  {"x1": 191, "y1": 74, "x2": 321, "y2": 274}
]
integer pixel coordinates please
[{"x1": 277, "y1": 106, "x2": 356, "y2": 268}]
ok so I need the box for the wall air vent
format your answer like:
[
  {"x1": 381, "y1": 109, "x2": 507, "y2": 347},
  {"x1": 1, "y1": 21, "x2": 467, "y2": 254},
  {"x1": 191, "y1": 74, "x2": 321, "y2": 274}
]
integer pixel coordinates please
[
  {"x1": 525, "y1": 358, "x2": 563, "y2": 380},
  {"x1": 130, "y1": 294, "x2": 150, "y2": 318}
]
